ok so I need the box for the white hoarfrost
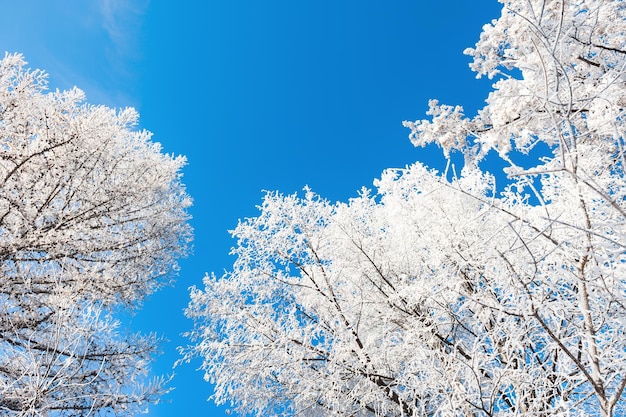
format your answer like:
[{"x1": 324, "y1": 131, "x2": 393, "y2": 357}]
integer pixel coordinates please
[
  {"x1": 184, "y1": 0, "x2": 625, "y2": 416},
  {"x1": 0, "y1": 53, "x2": 192, "y2": 416}
]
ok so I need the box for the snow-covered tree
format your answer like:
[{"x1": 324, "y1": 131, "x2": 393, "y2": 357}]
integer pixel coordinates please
[
  {"x1": 183, "y1": 0, "x2": 626, "y2": 416},
  {"x1": 0, "y1": 53, "x2": 192, "y2": 416}
]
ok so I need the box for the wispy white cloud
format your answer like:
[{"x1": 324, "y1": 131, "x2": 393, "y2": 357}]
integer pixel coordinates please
[
  {"x1": 98, "y1": 0, "x2": 149, "y2": 69},
  {"x1": 0, "y1": 2, "x2": 141, "y2": 107}
]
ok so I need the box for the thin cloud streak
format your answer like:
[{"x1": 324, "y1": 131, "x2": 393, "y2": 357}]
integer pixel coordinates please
[{"x1": 98, "y1": 0, "x2": 149, "y2": 81}]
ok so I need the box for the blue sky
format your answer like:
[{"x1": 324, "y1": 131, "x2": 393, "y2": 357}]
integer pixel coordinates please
[{"x1": 0, "y1": 1, "x2": 501, "y2": 416}]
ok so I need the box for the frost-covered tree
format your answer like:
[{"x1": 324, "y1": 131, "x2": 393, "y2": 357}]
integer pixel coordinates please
[
  {"x1": 183, "y1": 0, "x2": 626, "y2": 416},
  {"x1": 0, "y1": 54, "x2": 192, "y2": 416}
]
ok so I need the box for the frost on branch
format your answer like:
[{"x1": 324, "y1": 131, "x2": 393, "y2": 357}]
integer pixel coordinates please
[
  {"x1": 0, "y1": 53, "x2": 192, "y2": 416},
  {"x1": 407, "y1": 0, "x2": 626, "y2": 162},
  {"x1": 185, "y1": 1, "x2": 626, "y2": 416},
  {"x1": 402, "y1": 100, "x2": 472, "y2": 158}
]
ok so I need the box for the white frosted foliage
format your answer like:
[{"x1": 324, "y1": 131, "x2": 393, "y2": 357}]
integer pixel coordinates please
[
  {"x1": 184, "y1": 1, "x2": 626, "y2": 416},
  {"x1": 0, "y1": 53, "x2": 192, "y2": 416}
]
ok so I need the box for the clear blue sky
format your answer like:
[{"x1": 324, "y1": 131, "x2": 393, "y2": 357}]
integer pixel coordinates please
[{"x1": 0, "y1": 1, "x2": 501, "y2": 416}]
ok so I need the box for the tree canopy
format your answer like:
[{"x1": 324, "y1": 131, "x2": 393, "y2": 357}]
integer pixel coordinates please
[
  {"x1": 0, "y1": 53, "x2": 192, "y2": 416},
  {"x1": 183, "y1": 0, "x2": 626, "y2": 416}
]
